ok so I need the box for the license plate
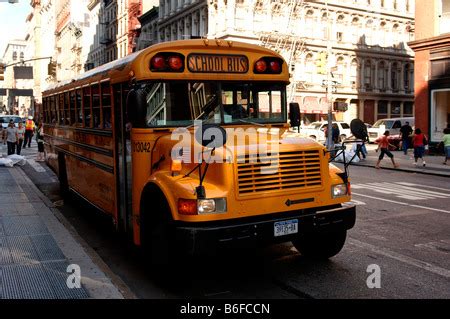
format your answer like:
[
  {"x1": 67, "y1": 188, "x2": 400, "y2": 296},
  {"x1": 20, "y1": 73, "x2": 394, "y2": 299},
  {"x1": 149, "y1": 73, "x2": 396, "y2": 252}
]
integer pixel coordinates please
[{"x1": 274, "y1": 219, "x2": 298, "y2": 237}]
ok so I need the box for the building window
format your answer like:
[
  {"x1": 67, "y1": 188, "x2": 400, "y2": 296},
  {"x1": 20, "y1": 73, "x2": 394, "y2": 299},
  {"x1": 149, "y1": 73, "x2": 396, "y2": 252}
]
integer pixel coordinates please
[
  {"x1": 404, "y1": 64, "x2": 410, "y2": 91},
  {"x1": 305, "y1": 10, "x2": 315, "y2": 37},
  {"x1": 392, "y1": 24, "x2": 400, "y2": 48},
  {"x1": 391, "y1": 63, "x2": 400, "y2": 92},
  {"x1": 336, "y1": 32, "x2": 343, "y2": 42},
  {"x1": 350, "y1": 58, "x2": 358, "y2": 88},
  {"x1": 393, "y1": 0, "x2": 397, "y2": 10},
  {"x1": 351, "y1": 17, "x2": 360, "y2": 44},
  {"x1": 12, "y1": 51, "x2": 17, "y2": 60},
  {"x1": 305, "y1": 53, "x2": 314, "y2": 83},
  {"x1": 364, "y1": 61, "x2": 372, "y2": 90},
  {"x1": 365, "y1": 20, "x2": 373, "y2": 45},
  {"x1": 439, "y1": 0, "x2": 450, "y2": 34},
  {"x1": 403, "y1": 102, "x2": 413, "y2": 117},
  {"x1": 335, "y1": 56, "x2": 345, "y2": 84},
  {"x1": 391, "y1": 101, "x2": 401, "y2": 116},
  {"x1": 321, "y1": 13, "x2": 327, "y2": 39},
  {"x1": 378, "y1": 61, "x2": 387, "y2": 91},
  {"x1": 379, "y1": 21, "x2": 387, "y2": 46},
  {"x1": 377, "y1": 101, "x2": 388, "y2": 119}
]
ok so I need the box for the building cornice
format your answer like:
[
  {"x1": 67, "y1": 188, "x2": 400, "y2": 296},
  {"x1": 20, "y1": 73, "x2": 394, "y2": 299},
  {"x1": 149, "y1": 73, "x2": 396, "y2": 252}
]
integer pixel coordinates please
[
  {"x1": 307, "y1": 1, "x2": 414, "y2": 21},
  {"x1": 408, "y1": 34, "x2": 450, "y2": 52}
]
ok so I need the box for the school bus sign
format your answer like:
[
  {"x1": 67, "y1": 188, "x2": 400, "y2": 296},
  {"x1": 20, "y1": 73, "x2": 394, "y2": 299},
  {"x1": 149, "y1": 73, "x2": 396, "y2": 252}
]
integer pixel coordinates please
[{"x1": 187, "y1": 54, "x2": 249, "y2": 73}]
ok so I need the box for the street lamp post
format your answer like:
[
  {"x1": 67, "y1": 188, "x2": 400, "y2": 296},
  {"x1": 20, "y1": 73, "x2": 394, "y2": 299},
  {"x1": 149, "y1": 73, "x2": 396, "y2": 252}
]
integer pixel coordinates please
[{"x1": 325, "y1": 0, "x2": 334, "y2": 151}]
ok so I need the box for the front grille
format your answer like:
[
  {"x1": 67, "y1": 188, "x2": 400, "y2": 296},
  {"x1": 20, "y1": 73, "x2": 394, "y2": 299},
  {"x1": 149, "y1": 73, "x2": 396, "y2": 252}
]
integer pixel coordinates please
[
  {"x1": 236, "y1": 150, "x2": 322, "y2": 195},
  {"x1": 369, "y1": 132, "x2": 378, "y2": 138}
]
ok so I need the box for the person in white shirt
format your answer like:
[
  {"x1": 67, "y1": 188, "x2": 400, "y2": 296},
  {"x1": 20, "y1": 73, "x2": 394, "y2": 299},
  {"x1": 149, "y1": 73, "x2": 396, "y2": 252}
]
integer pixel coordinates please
[
  {"x1": 16, "y1": 121, "x2": 25, "y2": 155},
  {"x1": 3, "y1": 120, "x2": 19, "y2": 155}
]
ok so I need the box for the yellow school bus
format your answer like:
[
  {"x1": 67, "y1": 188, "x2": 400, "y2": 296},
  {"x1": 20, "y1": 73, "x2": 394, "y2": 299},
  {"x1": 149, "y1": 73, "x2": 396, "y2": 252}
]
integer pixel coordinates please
[{"x1": 41, "y1": 39, "x2": 355, "y2": 262}]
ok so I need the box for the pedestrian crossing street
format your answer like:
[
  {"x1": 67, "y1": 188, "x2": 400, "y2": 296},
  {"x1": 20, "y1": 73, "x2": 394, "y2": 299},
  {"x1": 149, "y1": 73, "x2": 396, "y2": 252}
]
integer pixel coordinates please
[{"x1": 351, "y1": 182, "x2": 450, "y2": 201}]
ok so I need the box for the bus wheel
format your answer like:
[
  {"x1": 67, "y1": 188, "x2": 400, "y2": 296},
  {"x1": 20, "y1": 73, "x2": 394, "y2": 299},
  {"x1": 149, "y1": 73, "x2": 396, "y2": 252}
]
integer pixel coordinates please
[
  {"x1": 141, "y1": 191, "x2": 176, "y2": 269},
  {"x1": 291, "y1": 230, "x2": 347, "y2": 259}
]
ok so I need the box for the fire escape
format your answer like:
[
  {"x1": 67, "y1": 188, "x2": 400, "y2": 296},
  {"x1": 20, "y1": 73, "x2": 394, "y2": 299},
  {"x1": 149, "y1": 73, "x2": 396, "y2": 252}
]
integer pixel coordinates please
[{"x1": 256, "y1": 0, "x2": 306, "y2": 102}]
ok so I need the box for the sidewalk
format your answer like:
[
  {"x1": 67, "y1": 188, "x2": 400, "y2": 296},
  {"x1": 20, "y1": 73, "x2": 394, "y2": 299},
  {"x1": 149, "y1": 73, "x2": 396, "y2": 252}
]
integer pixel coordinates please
[
  {"x1": 347, "y1": 145, "x2": 450, "y2": 177},
  {"x1": 0, "y1": 159, "x2": 125, "y2": 298}
]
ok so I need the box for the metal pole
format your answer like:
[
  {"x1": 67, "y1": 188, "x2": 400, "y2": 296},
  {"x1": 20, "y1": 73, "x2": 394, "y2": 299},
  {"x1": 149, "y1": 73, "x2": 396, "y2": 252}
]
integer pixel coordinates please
[{"x1": 325, "y1": 0, "x2": 333, "y2": 151}]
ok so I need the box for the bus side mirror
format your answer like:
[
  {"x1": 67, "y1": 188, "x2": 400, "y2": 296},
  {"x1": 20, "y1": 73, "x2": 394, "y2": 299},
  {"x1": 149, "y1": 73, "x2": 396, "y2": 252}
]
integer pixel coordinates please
[
  {"x1": 195, "y1": 123, "x2": 227, "y2": 148},
  {"x1": 126, "y1": 89, "x2": 147, "y2": 127},
  {"x1": 289, "y1": 102, "x2": 300, "y2": 130}
]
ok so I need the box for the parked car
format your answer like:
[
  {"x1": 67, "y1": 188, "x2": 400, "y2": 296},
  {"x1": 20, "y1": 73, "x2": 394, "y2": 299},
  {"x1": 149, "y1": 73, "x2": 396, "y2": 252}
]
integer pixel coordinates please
[
  {"x1": 367, "y1": 117, "x2": 414, "y2": 143},
  {"x1": 300, "y1": 121, "x2": 351, "y2": 143},
  {"x1": 0, "y1": 115, "x2": 22, "y2": 129}
]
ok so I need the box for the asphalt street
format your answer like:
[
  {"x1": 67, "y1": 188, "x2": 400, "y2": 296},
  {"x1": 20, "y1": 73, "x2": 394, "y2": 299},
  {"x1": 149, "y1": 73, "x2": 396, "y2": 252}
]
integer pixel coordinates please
[{"x1": 18, "y1": 153, "x2": 450, "y2": 299}]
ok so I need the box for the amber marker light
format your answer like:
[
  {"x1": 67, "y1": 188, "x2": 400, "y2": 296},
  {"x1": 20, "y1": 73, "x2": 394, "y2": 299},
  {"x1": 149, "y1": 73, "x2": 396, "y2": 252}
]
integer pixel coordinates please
[
  {"x1": 171, "y1": 159, "x2": 182, "y2": 176},
  {"x1": 178, "y1": 199, "x2": 197, "y2": 215}
]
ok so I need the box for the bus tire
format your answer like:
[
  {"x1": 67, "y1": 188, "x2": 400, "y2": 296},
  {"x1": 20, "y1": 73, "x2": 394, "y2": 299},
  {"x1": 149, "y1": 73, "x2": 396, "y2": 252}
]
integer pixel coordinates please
[
  {"x1": 57, "y1": 152, "x2": 69, "y2": 199},
  {"x1": 291, "y1": 230, "x2": 347, "y2": 259},
  {"x1": 140, "y1": 186, "x2": 176, "y2": 270}
]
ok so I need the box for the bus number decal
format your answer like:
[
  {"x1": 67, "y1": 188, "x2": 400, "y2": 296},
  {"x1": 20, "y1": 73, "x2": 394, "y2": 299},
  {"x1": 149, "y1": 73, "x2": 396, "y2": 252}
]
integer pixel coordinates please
[
  {"x1": 133, "y1": 141, "x2": 152, "y2": 153},
  {"x1": 187, "y1": 54, "x2": 248, "y2": 73}
]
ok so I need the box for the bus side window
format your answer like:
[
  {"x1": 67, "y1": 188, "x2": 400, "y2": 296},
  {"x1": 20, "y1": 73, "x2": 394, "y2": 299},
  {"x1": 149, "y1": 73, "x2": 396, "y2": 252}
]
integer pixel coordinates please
[
  {"x1": 102, "y1": 82, "x2": 112, "y2": 129},
  {"x1": 51, "y1": 96, "x2": 55, "y2": 124},
  {"x1": 83, "y1": 87, "x2": 92, "y2": 128},
  {"x1": 70, "y1": 91, "x2": 76, "y2": 126},
  {"x1": 58, "y1": 94, "x2": 64, "y2": 125},
  {"x1": 76, "y1": 89, "x2": 83, "y2": 125},
  {"x1": 92, "y1": 84, "x2": 101, "y2": 128},
  {"x1": 64, "y1": 92, "x2": 70, "y2": 125}
]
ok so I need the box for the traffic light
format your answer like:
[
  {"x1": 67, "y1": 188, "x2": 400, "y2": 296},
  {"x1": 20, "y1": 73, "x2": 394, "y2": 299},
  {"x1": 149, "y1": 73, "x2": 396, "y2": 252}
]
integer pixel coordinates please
[
  {"x1": 333, "y1": 101, "x2": 348, "y2": 112},
  {"x1": 48, "y1": 61, "x2": 57, "y2": 76},
  {"x1": 315, "y1": 52, "x2": 327, "y2": 75},
  {"x1": 0, "y1": 63, "x2": 5, "y2": 81}
]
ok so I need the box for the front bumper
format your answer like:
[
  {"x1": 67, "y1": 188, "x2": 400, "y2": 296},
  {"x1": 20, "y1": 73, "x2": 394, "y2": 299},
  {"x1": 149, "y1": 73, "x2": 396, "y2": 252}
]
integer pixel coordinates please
[{"x1": 174, "y1": 203, "x2": 356, "y2": 255}]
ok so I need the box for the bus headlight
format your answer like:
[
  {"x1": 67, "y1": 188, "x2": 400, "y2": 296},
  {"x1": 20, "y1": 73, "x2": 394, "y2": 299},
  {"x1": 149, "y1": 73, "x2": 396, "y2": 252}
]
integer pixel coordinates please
[
  {"x1": 332, "y1": 184, "x2": 348, "y2": 198},
  {"x1": 198, "y1": 198, "x2": 227, "y2": 214}
]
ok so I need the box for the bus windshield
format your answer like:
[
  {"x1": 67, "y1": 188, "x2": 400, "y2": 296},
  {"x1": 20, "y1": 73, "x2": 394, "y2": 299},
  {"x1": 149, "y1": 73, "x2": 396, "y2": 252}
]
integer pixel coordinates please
[{"x1": 135, "y1": 81, "x2": 286, "y2": 127}]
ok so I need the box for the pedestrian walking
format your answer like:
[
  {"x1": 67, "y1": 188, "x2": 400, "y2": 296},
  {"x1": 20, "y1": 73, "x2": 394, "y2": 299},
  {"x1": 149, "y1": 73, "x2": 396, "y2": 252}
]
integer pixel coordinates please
[
  {"x1": 23, "y1": 115, "x2": 35, "y2": 148},
  {"x1": 412, "y1": 128, "x2": 428, "y2": 167},
  {"x1": 442, "y1": 127, "x2": 450, "y2": 165},
  {"x1": 399, "y1": 121, "x2": 413, "y2": 155},
  {"x1": 16, "y1": 121, "x2": 25, "y2": 155},
  {"x1": 375, "y1": 131, "x2": 399, "y2": 169},
  {"x1": 332, "y1": 123, "x2": 340, "y2": 143},
  {"x1": 3, "y1": 120, "x2": 19, "y2": 155},
  {"x1": 35, "y1": 122, "x2": 45, "y2": 162}
]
